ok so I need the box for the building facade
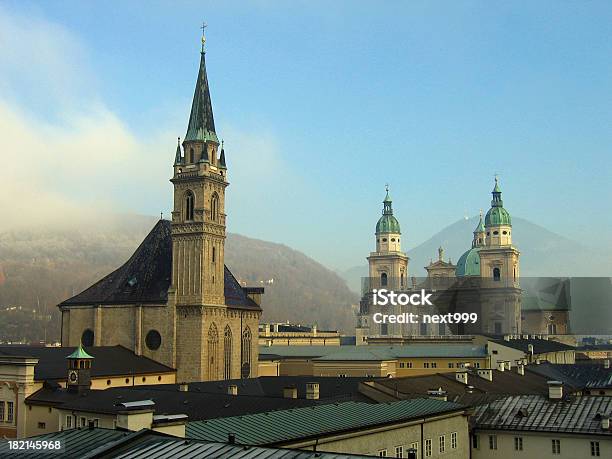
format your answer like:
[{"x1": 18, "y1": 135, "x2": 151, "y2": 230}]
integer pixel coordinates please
[{"x1": 58, "y1": 36, "x2": 262, "y2": 383}]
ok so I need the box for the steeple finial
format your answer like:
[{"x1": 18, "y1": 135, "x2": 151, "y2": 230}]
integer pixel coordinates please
[
  {"x1": 201, "y1": 22, "x2": 207, "y2": 53},
  {"x1": 491, "y1": 175, "x2": 503, "y2": 206}
]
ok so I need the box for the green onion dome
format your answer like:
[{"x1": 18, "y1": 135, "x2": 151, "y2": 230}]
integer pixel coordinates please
[{"x1": 376, "y1": 188, "x2": 401, "y2": 234}]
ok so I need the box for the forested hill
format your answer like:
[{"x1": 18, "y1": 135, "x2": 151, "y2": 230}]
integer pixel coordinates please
[{"x1": 0, "y1": 216, "x2": 358, "y2": 343}]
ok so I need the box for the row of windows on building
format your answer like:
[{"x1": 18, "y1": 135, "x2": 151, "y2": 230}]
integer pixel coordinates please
[
  {"x1": 183, "y1": 191, "x2": 220, "y2": 222},
  {"x1": 398, "y1": 361, "x2": 481, "y2": 369},
  {"x1": 473, "y1": 434, "x2": 601, "y2": 457},
  {"x1": 376, "y1": 432, "x2": 458, "y2": 457},
  {"x1": 0, "y1": 401, "x2": 14, "y2": 423}
]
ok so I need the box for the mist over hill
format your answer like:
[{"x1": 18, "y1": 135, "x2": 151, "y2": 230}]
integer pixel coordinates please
[{"x1": 0, "y1": 215, "x2": 357, "y2": 343}]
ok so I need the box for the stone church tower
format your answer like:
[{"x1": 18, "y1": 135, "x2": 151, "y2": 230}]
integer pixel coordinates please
[{"x1": 59, "y1": 35, "x2": 262, "y2": 383}]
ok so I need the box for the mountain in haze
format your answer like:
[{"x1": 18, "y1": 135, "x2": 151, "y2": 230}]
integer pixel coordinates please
[
  {"x1": 340, "y1": 215, "x2": 612, "y2": 334},
  {"x1": 0, "y1": 216, "x2": 358, "y2": 343},
  {"x1": 341, "y1": 215, "x2": 612, "y2": 292}
]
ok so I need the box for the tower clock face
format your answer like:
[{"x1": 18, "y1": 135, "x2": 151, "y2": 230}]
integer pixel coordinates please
[{"x1": 68, "y1": 370, "x2": 78, "y2": 383}]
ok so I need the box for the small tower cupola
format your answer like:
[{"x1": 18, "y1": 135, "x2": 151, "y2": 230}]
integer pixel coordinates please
[
  {"x1": 375, "y1": 185, "x2": 402, "y2": 253},
  {"x1": 472, "y1": 210, "x2": 486, "y2": 248},
  {"x1": 484, "y1": 177, "x2": 512, "y2": 247},
  {"x1": 66, "y1": 345, "x2": 94, "y2": 393}
]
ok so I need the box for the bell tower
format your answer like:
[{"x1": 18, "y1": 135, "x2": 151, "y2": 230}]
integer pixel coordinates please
[
  {"x1": 170, "y1": 31, "x2": 228, "y2": 308},
  {"x1": 66, "y1": 345, "x2": 93, "y2": 393}
]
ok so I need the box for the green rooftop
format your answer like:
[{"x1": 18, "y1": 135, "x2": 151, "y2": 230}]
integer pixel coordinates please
[
  {"x1": 187, "y1": 398, "x2": 464, "y2": 445},
  {"x1": 66, "y1": 345, "x2": 94, "y2": 360}
]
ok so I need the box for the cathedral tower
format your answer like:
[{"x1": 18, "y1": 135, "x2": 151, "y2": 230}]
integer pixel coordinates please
[
  {"x1": 170, "y1": 36, "x2": 228, "y2": 307},
  {"x1": 367, "y1": 186, "x2": 409, "y2": 291},
  {"x1": 478, "y1": 177, "x2": 520, "y2": 287},
  {"x1": 477, "y1": 177, "x2": 521, "y2": 334}
]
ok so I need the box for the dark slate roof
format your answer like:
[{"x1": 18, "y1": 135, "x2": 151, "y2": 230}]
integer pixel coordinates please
[
  {"x1": 526, "y1": 362, "x2": 612, "y2": 390},
  {"x1": 0, "y1": 345, "x2": 174, "y2": 380},
  {"x1": 139, "y1": 376, "x2": 371, "y2": 403},
  {"x1": 59, "y1": 220, "x2": 260, "y2": 311},
  {"x1": 492, "y1": 337, "x2": 575, "y2": 353},
  {"x1": 26, "y1": 385, "x2": 322, "y2": 420},
  {"x1": 187, "y1": 398, "x2": 465, "y2": 445},
  {"x1": 370, "y1": 368, "x2": 573, "y2": 405},
  {"x1": 472, "y1": 395, "x2": 612, "y2": 435},
  {"x1": 2, "y1": 428, "x2": 370, "y2": 459}
]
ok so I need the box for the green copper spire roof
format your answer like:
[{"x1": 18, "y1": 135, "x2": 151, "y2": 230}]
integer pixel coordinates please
[
  {"x1": 184, "y1": 48, "x2": 219, "y2": 144},
  {"x1": 174, "y1": 137, "x2": 183, "y2": 165},
  {"x1": 219, "y1": 140, "x2": 227, "y2": 169},
  {"x1": 485, "y1": 177, "x2": 512, "y2": 227},
  {"x1": 474, "y1": 210, "x2": 485, "y2": 233},
  {"x1": 376, "y1": 185, "x2": 401, "y2": 234},
  {"x1": 66, "y1": 345, "x2": 94, "y2": 360}
]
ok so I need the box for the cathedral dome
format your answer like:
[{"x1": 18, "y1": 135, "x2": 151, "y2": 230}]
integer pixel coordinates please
[
  {"x1": 484, "y1": 206, "x2": 511, "y2": 226},
  {"x1": 376, "y1": 187, "x2": 401, "y2": 234},
  {"x1": 376, "y1": 214, "x2": 401, "y2": 234},
  {"x1": 484, "y1": 177, "x2": 512, "y2": 227},
  {"x1": 455, "y1": 247, "x2": 481, "y2": 277}
]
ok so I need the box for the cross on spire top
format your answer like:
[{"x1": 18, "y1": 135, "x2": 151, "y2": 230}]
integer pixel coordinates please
[{"x1": 200, "y1": 22, "x2": 207, "y2": 51}]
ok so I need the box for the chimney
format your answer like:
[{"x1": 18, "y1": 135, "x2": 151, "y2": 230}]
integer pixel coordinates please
[
  {"x1": 283, "y1": 387, "x2": 298, "y2": 399},
  {"x1": 504, "y1": 361, "x2": 511, "y2": 371},
  {"x1": 179, "y1": 383, "x2": 188, "y2": 392},
  {"x1": 602, "y1": 417, "x2": 610, "y2": 430},
  {"x1": 455, "y1": 371, "x2": 468, "y2": 384},
  {"x1": 306, "y1": 382, "x2": 320, "y2": 400},
  {"x1": 497, "y1": 361, "x2": 505, "y2": 372},
  {"x1": 228, "y1": 433, "x2": 236, "y2": 444},
  {"x1": 517, "y1": 363, "x2": 525, "y2": 375},
  {"x1": 604, "y1": 360, "x2": 610, "y2": 369},
  {"x1": 527, "y1": 344, "x2": 534, "y2": 356},
  {"x1": 312, "y1": 324, "x2": 317, "y2": 336},
  {"x1": 227, "y1": 385, "x2": 238, "y2": 396},
  {"x1": 477, "y1": 369, "x2": 493, "y2": 381},
  {"x1": 427, "y1": 389, "x2": 447, "y2": 401},
  {"x1": 535, "y1": 358, "x2": 541, "y2": 365},
  {"x1": 548, "y1": 381, "x2": 563, "y2": 400}
]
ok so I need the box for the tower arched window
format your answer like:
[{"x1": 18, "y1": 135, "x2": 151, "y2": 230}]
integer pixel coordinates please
[
  {"x1": 241, "y1": 327, "x2": 252, "y2": 378},
  {"x1": 184, "y1": 191, "x2": 195, "y2": 221},
  {"x1": 493, "y1": 268, "x2": 501, "y2": 281},
  {"x1": 381, "y1": 273, "x2": 388, "y2": 287},
  {"x1": 210, "y1": 193, "x2": 219, "y2": 222},
  {"x1": 212, "y1": 246, "x2": 216, "y2": 263},
  {"x1": 207, "y1": 323, "x2": 219, "y2": 380},
  {"x1": 223, "y1": 326, "x2": 232, "y2": 380},
  {"x1": 189, "y1": 148, "x2": 194, "y2": 163}
]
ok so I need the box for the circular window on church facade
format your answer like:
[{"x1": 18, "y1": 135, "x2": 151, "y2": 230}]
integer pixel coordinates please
[
  {"x1": 145, "y1": 330, "x2": 162, "y2": 350},
  {"x1": 81, "y1": 329, "x2": 94, "y2": 347}
]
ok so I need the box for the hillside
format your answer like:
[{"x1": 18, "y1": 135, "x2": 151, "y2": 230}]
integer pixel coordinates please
[{"x1": 0, "y1": 216, "x2": 358, "y2": 343}]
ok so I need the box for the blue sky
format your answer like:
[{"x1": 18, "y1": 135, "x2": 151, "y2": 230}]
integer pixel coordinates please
[{"x1": 0, "y1": 1, "x2": 611, "y2": 270}]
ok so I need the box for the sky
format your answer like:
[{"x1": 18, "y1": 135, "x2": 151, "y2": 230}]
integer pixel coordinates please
[{"x1": 0, "y1": 1, "x2": 611, "y2": 271}]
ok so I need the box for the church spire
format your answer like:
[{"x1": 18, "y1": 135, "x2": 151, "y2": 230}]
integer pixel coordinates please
[
  {"x1": 184, "y1": 28, "x2": 218, "y2": 144},
  {"x1": 174, "y1": 137, "x2": 183, "y2": 165},
  {"x1": 219, "y1": 140, "x2": 227, "y2": 169}
]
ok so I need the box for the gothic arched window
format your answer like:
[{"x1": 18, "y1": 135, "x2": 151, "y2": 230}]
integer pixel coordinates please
[
  {"x1": 493, "y1": 268, "x2": 501, "y2": 281},
  {"x1": 241, "y1": 327, "x2": 252, "y2": 378},
  {"x1": 189, "y1": 148, "x2": 194, "y2": 163},
  {"x1": 381, "y1": 273, "x2": 388, "y2": 287},
  {"x1": 207, "y1": 323, "x2": 219, "y2": 380},
  {"x1": 223, "y1": 325, "x2": 232, "y2": 380},
  {"x1": 184, "y1": 191, "x2": 194, "y2": 221},
  {"x1": 211, "y1": 193, "x2": 219, "y2": 222}
]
